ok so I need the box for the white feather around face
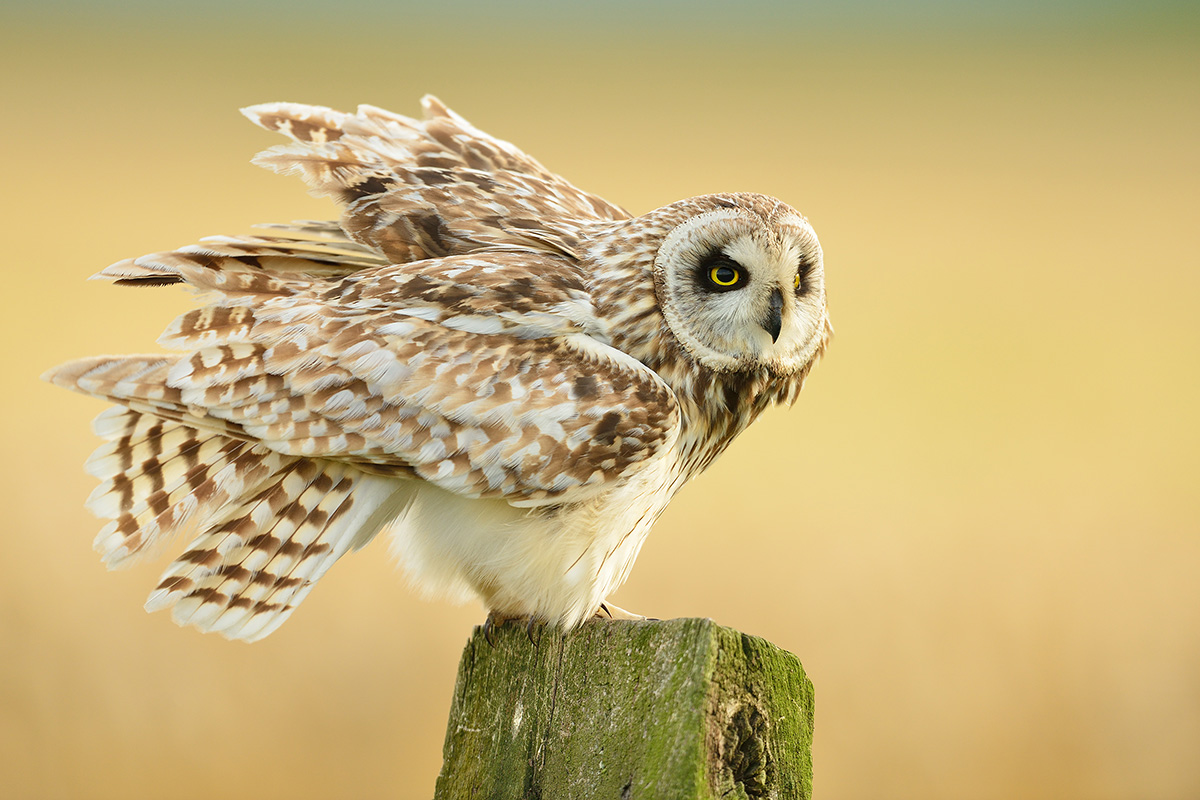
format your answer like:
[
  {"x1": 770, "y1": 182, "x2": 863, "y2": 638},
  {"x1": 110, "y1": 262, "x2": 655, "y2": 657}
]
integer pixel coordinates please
[{"x1": 653, "y1": 204, "x2": 826, "y2": 374}]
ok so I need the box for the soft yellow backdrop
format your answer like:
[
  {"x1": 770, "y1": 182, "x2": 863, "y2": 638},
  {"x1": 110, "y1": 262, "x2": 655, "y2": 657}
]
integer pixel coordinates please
[{"x1": 2, "y1": 7, "x2": 1197, "y2": 799}]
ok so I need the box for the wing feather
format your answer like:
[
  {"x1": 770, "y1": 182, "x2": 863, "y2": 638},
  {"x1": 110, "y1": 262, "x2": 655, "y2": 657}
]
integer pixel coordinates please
[
  {"x1": 147, "y1": 458, "x2": 408, "y2": 642},
  {"x1": 54, "y1": 405, "x2": 293, "y2": 568},
  {"x1": 91, "y1": 233, "x2": 388, "y2": 286},
  {"x1": 52, "y1": 250, "x2": 679, "y2": 506},
  {"x1": 242, "y1": 96, "x2": 629, "y2": 262},
  {"x1": 46, "y1": 96, "x2": 682, "y2": 640}
]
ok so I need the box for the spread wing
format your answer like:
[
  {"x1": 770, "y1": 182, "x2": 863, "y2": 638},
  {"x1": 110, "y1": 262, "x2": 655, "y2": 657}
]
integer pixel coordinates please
[
  {"x1": 241, "y1": 96, "x2": 631, "y2": 262},
  {"x1": 53, "y1": 249, "x2": 679, "y2": 507},
  {"x1": 45, "y1": 97, "x2": 667, "y2": 639},
  {"x1": 98, "y1": 97, "x2": 630, "y2": 286}
]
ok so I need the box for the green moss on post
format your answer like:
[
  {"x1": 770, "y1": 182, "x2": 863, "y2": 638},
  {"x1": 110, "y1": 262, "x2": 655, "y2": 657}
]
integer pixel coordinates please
[{"x1": 434, "y1": 618, "x2": 814, "y2": 799}]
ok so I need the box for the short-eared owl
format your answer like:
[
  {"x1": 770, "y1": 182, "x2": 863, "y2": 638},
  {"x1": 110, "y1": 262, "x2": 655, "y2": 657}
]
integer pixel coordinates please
[{"x1": 45, "y1": 97, "x2": 830, "y2": 641}]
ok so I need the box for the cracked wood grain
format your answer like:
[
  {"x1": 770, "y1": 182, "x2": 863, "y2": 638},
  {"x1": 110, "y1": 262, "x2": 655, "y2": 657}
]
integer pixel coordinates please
[{"x1": 434, "y1": 618, "x2": 814, "y2": 799}]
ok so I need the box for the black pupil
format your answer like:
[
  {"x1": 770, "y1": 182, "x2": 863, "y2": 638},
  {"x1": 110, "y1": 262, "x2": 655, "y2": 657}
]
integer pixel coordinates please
[{"x1": 698, "y1": 252, "x2": 746, "y2": 292}]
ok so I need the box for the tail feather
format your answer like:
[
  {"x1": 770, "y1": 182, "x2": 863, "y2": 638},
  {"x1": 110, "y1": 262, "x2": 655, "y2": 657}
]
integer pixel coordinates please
[
  {"x1": 47, "y1": 355, "x2": 410, "y2": 640},
  {"x1": 146, "y1": 458, "x2": 410, "y2": 642},
  {"x1": 82, "y1": 407, "x2": 294, "y2": 567}
]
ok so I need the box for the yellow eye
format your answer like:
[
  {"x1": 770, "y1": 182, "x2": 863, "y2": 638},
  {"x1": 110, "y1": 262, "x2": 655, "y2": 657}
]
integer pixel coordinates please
[
  {"x1": 708, "y1": 264, "x2": 741, "y2": 287},
  {"x1": 700, "y1": 255, "x2": 747, "y2": 292},
  {"x1": 794, "y1": 273, "x2": 801, "y2": 290}
]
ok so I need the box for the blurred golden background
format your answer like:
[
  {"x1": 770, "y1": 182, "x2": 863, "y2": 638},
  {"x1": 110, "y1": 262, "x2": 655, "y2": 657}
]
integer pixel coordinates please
[{"x1": 2, "y1": 2, "x2": 1197, "y2": 798}]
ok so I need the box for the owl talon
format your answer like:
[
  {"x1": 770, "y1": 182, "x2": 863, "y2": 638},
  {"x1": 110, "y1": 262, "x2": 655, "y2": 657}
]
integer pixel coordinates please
[
  {"x1": 483, "y1": 611, "x2": 540, "y2": 646},
  {"x1": 482, "y1": 612, "x2": 500, "y2": 647},
  {"x1": 594, "y1": 602, "x2": 651, "y2": 621}
]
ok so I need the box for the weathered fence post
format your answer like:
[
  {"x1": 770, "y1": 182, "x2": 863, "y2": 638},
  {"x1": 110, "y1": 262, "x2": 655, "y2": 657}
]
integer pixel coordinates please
[{"x1": 434, "y1": 617, "x2": 814, "y2": 799}]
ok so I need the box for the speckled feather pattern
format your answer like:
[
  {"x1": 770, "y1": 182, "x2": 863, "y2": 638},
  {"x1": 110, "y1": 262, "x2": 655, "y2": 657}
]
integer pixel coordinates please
[{"x1": 45, "y1": 96, "x2": 830, "y2": 639}]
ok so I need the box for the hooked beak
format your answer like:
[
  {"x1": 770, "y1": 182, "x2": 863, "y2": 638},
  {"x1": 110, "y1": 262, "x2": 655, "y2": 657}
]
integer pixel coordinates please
[{"x1": 761, "y1": 288, "x2": 784, "y2": 343}]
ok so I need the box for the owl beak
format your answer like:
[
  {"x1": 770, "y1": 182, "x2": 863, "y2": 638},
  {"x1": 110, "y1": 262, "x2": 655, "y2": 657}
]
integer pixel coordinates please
[{"x1": 761, "y1": 288, "x2": 784, "y2": 343}]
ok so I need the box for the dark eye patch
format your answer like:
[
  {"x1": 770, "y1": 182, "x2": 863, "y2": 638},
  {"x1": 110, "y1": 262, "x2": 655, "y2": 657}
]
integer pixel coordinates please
[
  {"x1": 794, "y1": 257, "x2": 815, "y2": 295},
  {"x1": 697, "y1": 250, "x2": 747, "y2": 293}
]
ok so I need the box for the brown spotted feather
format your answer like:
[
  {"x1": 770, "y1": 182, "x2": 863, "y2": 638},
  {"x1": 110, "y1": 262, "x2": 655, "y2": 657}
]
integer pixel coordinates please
[
  {"x1": 243, "y1": 96, "x2": 629, "y2": 262},
  {"x1": 147, "y1": 458, "x2": 392, "y2": 642},
  {"x1": 80, "y1": 406, "x2": 293, "y2": 568},
  {"x1": 44, "y1": 97, "x2": 829, "y2": 638}
]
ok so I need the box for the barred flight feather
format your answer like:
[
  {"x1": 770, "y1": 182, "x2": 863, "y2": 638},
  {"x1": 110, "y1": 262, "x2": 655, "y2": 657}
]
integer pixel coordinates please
[
  {"x1": 86, "y1": 409, "x2": 292, "y2": 570},
  {"x1": 147, "y1": 459, "x2": 410, "y2": 641}
]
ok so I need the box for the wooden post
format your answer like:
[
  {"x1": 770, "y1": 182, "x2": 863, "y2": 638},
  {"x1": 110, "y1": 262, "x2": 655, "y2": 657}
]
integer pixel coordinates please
[{"x1": 434, "y1": 618, "x2": 814, "y2": 799}]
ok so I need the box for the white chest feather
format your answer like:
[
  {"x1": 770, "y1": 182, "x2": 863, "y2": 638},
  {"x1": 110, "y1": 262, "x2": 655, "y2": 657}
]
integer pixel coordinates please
[{"x1": 385, "y1": 449, "x2": 686, "y2": 627}]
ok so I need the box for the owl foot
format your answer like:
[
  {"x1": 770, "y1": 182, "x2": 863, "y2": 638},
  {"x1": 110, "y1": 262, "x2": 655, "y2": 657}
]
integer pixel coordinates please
[
  {"x1": 482, "y1": 611, "x2": 542, "y2": 646},
  {"x1": 593, "y1": 602, "x2": 656, "y2": 621},
  {"x1": 482, "y1": 610, "x2": 509, "y2": 646}
]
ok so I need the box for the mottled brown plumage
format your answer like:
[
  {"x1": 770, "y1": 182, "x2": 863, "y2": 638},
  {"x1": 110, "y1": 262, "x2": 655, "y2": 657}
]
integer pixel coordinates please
[{"x1": 45, "y1": 97, "x2": 830, "y2": 640}]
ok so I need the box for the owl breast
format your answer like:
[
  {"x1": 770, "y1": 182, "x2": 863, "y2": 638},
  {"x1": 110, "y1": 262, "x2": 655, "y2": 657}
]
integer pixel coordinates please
[{"x1": 386, "y1": 445, "x2": 687, "y2": 628}]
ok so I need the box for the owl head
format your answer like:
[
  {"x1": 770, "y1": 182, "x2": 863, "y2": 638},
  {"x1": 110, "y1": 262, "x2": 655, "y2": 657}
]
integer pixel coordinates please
[{"x1": 647, "y1": 193, "x2": 827, "y2": 376}]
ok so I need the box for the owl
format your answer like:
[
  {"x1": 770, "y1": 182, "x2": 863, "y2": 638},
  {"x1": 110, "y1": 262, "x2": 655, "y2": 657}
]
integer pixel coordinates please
[{"x1": 44, "y1": 97, "x2": 830, "y2": 642}]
